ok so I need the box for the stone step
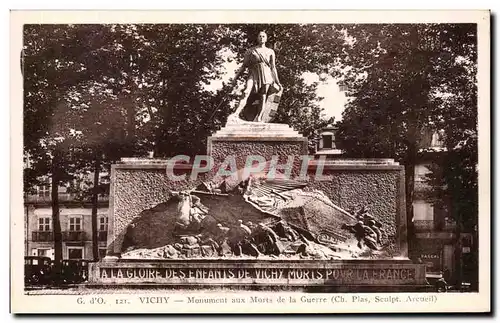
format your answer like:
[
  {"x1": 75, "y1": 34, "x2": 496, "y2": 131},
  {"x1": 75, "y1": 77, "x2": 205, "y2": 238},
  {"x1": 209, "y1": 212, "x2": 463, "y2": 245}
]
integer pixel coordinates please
[
  {"x1": 310, "y1": 159, "x2": 399, "y2": 166},
  {"x1": 212, "y1": 123, "x2": 304, "y2": 138},
  {"x1": 212, "y1": 133, "x2": 302, "y2": 138},
  {"x1": 221, "y1": 127, "x2": 296, "y2": 133},
  {"x1": 223, "y1": 123, "x2": 293, "y2": 129},
  {"x1": 212, "y1": 133, "x2": 303, "y2": 138},
  {"x1": 214, "y1": 129, "x2": 300, "y2": 134}
]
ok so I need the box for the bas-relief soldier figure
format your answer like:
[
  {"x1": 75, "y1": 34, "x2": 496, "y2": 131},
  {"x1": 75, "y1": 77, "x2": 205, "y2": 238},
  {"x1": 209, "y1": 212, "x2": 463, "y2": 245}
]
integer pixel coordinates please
[
  {"x1": 342, "y1": 204, "x2": 387, "y2": 251},
  {"x1": 121, "y1": 166, "x2": 389, "y2": 259},
  {"x1": 240, "y1": 221, "x2": 262, "y2": 257},
  {"x1": 224, "y1": 219, "x2": 258, "y2": 257},
  {"x1": 172, "y1": 191, "x2": 209, "y2": 235},
  {"x1": 254, "y1": 222, "x2": 283, "y2": 256},
  {"x1": 227, "y1": 30, "x2": 282, "y2": 124},
  {"x1": 213, "y1": 223, "x2": 230, "y2": 256},
  {"x1": 275, "y1": 220, "x2": 300, "y2": 241},
  {"x1": 341, "y1": 221, "x2": 375, "y2": 250}
]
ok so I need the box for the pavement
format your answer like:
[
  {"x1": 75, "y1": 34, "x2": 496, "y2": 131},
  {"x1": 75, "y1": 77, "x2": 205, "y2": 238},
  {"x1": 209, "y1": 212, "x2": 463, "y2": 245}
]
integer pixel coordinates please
[
  {"x1": 24, "y1": 282, "x2": 471, "y2": 295},
  {"x1": 24, "y1": 284, "x2": 280, "y2": 295}
]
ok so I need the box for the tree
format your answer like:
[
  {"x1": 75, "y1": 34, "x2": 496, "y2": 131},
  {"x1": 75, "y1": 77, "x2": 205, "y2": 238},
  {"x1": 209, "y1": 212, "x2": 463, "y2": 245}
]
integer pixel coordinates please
[
  {"x1": 333, "y1": 24, "x2": 477, "y2": 258},
  {"x1": 60, "y1": 82, "x2": 130, "y2": 261},
  {"x1": 132, "y1": 24, "x2": 232, "y2": 157},
  {"x1": 423, "y1": 24, "x2": 478, "y2": 287},
  {"x1": 25, "y1": 102, "x2": 82, "y2": 277},
  {"x1": 23, "y1": 24, "x2": 96, "y2": 274},
  {"x1": 425, "y1": 22, "x2": 478, "y2": 232},
  {"x1": 22, "y1": 23, "x2": 348, "y2": 268},
  {"x1": 23, "y1": 24, "x2": 145, "y2": 267}
]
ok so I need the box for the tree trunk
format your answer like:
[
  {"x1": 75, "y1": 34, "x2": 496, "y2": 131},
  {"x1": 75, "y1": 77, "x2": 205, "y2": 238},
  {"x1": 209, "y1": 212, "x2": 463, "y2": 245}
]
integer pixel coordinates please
[
  {"x1": 118, "y1": 91, "x2": 136, "y2": 157},
  {"x1": 453, "y1": 199, "x2": 462, "y2": 289},
  {"x1": 51, "y1": 149, "x2": 63, "y2": 280},
  {"x1": 126, "y1": 101, "x2": 135, "y2": 145},
  {"x1": 404, "y1": 144, "x2": 417, "y2": 260},
  {"x1": 125, "y1": 89, "x2": 137, "y2": 157},
  {"x1": 154, "y1": 78, "x2": 167, "y2": 157},
  {"x1": 25, "y1": 199, "x2": 29, "y2": 255},
  {"x1": 91, "y1": 152, "x2": 101, "y2": 261},
  {"x1": 472, "y1": 227, "x2": 478, "y2": 291}
]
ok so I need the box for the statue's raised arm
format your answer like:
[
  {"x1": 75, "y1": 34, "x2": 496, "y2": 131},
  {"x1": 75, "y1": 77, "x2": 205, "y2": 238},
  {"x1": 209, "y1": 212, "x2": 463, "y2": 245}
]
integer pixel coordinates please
[{"x1": 226, "y1": 31, "x2": 283, "y2": 125}]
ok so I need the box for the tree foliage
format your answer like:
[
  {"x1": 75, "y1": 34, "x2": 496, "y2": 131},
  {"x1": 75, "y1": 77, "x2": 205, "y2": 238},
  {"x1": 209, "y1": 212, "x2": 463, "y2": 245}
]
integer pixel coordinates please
[
  {"x1": 23, "y1": 24, "x2": 341, "y2": 264},
  {"x1": 333, "y1": 24, "x2": 478, "y2": 256},
  {"x1": 23, "y1": 22, "x2": 478, "y2": 240}
]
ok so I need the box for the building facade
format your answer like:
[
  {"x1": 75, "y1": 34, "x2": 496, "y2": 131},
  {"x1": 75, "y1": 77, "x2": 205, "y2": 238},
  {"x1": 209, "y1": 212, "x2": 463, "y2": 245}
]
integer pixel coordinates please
[
  {"x1": 412, "y1": 152, "x2": 457, "y2": 278},
  {"x1": 315, "y1": 125, "x2": 342, "y2": 158},
  {"x1": 24, "y1": 180, "x2": 109, "y2": 261}
]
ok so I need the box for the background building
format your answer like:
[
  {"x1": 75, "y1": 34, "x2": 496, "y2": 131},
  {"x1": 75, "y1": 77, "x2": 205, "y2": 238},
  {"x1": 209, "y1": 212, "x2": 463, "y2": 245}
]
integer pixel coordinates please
[
  {"x1": 315, "y1": 125, "x2": 342, "y2": 158},
  {"x1": 412, "y1": 129, "x2": 456, "y2": 279},
  {"x1": 24, "y1": 176, "x2": 109, "y2": 261},
  {"x1": 316, "y1": 125, "x2": 473, "y2": 285}
]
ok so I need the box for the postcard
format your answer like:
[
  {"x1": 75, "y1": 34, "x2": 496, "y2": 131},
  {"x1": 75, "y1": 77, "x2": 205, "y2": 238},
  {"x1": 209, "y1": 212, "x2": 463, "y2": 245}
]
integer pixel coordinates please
[{"x1": 10, "y1": 9, "x2": 491, "y2": 314}]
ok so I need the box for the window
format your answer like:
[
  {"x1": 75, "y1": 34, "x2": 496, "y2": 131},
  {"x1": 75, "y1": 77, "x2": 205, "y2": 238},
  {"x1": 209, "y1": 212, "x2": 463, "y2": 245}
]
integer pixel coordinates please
[
  {"x1": 38, "y1": 217, "x2": 51, "y2": 231},
  {"x1": 413, "y1": 201, "x2": 434, "y2": 221},
  {"x1": 431, "y1": 130, "x2": 445, "y2": 148},
  {"x1": 99, "y1": 216, "x2": 108, "y2": 232},
  {"x1": 322, "y1": 134, "x2": 333, "y2": 149},
  {"x1": 99, "y1": 173, "x2": 110, "y2": 185},
  {"x1": 99, "y1": 248, "x2": 107, "y2": 259},
  {"x1": 37, "y1": 184, "x2": 50, "y2": 197},
  {"x1": 37, "y1": 248, "x2": 50, "y2": 257},
  {"x1": 69, "y1": 217, "x2": 82, "y2": 231},
  {"x1": 414, "y1": 164, "x2": 431, "y2": 182},
  {"x1": 67, "y1": 247, "x2": 84, "y2": 259}
]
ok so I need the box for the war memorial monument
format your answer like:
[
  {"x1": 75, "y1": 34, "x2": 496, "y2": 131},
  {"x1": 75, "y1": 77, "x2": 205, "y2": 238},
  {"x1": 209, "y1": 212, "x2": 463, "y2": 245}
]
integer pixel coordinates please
[{"x1": 88, "y1": 32, "x2": 428, "y2": 292}]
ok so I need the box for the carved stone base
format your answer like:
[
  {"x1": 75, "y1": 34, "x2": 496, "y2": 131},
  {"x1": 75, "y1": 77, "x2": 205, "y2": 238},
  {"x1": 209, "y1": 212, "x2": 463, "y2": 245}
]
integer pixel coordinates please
[
  {"x1": 208, "y1": 123, "x2": 308, "y2": 174},
  {"x1": 88, "y1": 259, "x2": 429, "y2": 292}
]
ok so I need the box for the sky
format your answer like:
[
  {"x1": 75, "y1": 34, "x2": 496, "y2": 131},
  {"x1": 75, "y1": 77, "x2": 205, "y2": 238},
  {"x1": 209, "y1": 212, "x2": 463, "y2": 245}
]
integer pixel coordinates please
[
  {"x1": 206, "y1": 50, "x2": 348, "y2": 123},
  {"x1": 302, "y1": 72, "x2": 348, "y2": 122}
]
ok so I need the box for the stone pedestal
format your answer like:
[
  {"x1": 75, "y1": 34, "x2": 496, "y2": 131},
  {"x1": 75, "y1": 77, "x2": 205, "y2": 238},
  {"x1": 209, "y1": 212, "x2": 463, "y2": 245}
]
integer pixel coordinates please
[
  {"x1": 91, "y1": 122, "x2": 427, "y2": 292},
  {"x1": 208, "y1": 123, "x2": 308, "y2": 174}
]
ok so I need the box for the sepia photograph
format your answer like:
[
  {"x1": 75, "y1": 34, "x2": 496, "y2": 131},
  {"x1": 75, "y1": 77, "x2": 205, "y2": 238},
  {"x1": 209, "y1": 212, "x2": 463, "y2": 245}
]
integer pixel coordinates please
[{"x1": 10, "y1": 10, "x2": 490, "y2": 314}]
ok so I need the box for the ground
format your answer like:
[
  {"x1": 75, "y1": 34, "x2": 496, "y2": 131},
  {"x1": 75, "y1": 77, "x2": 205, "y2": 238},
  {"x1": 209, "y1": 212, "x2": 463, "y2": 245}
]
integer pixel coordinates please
[
  {"x1": 24, "y1": 285, "x2": 309, "y2": 295},
  {"x1": 24, "y1": 283, "x2": 459, "y2": 295}
]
